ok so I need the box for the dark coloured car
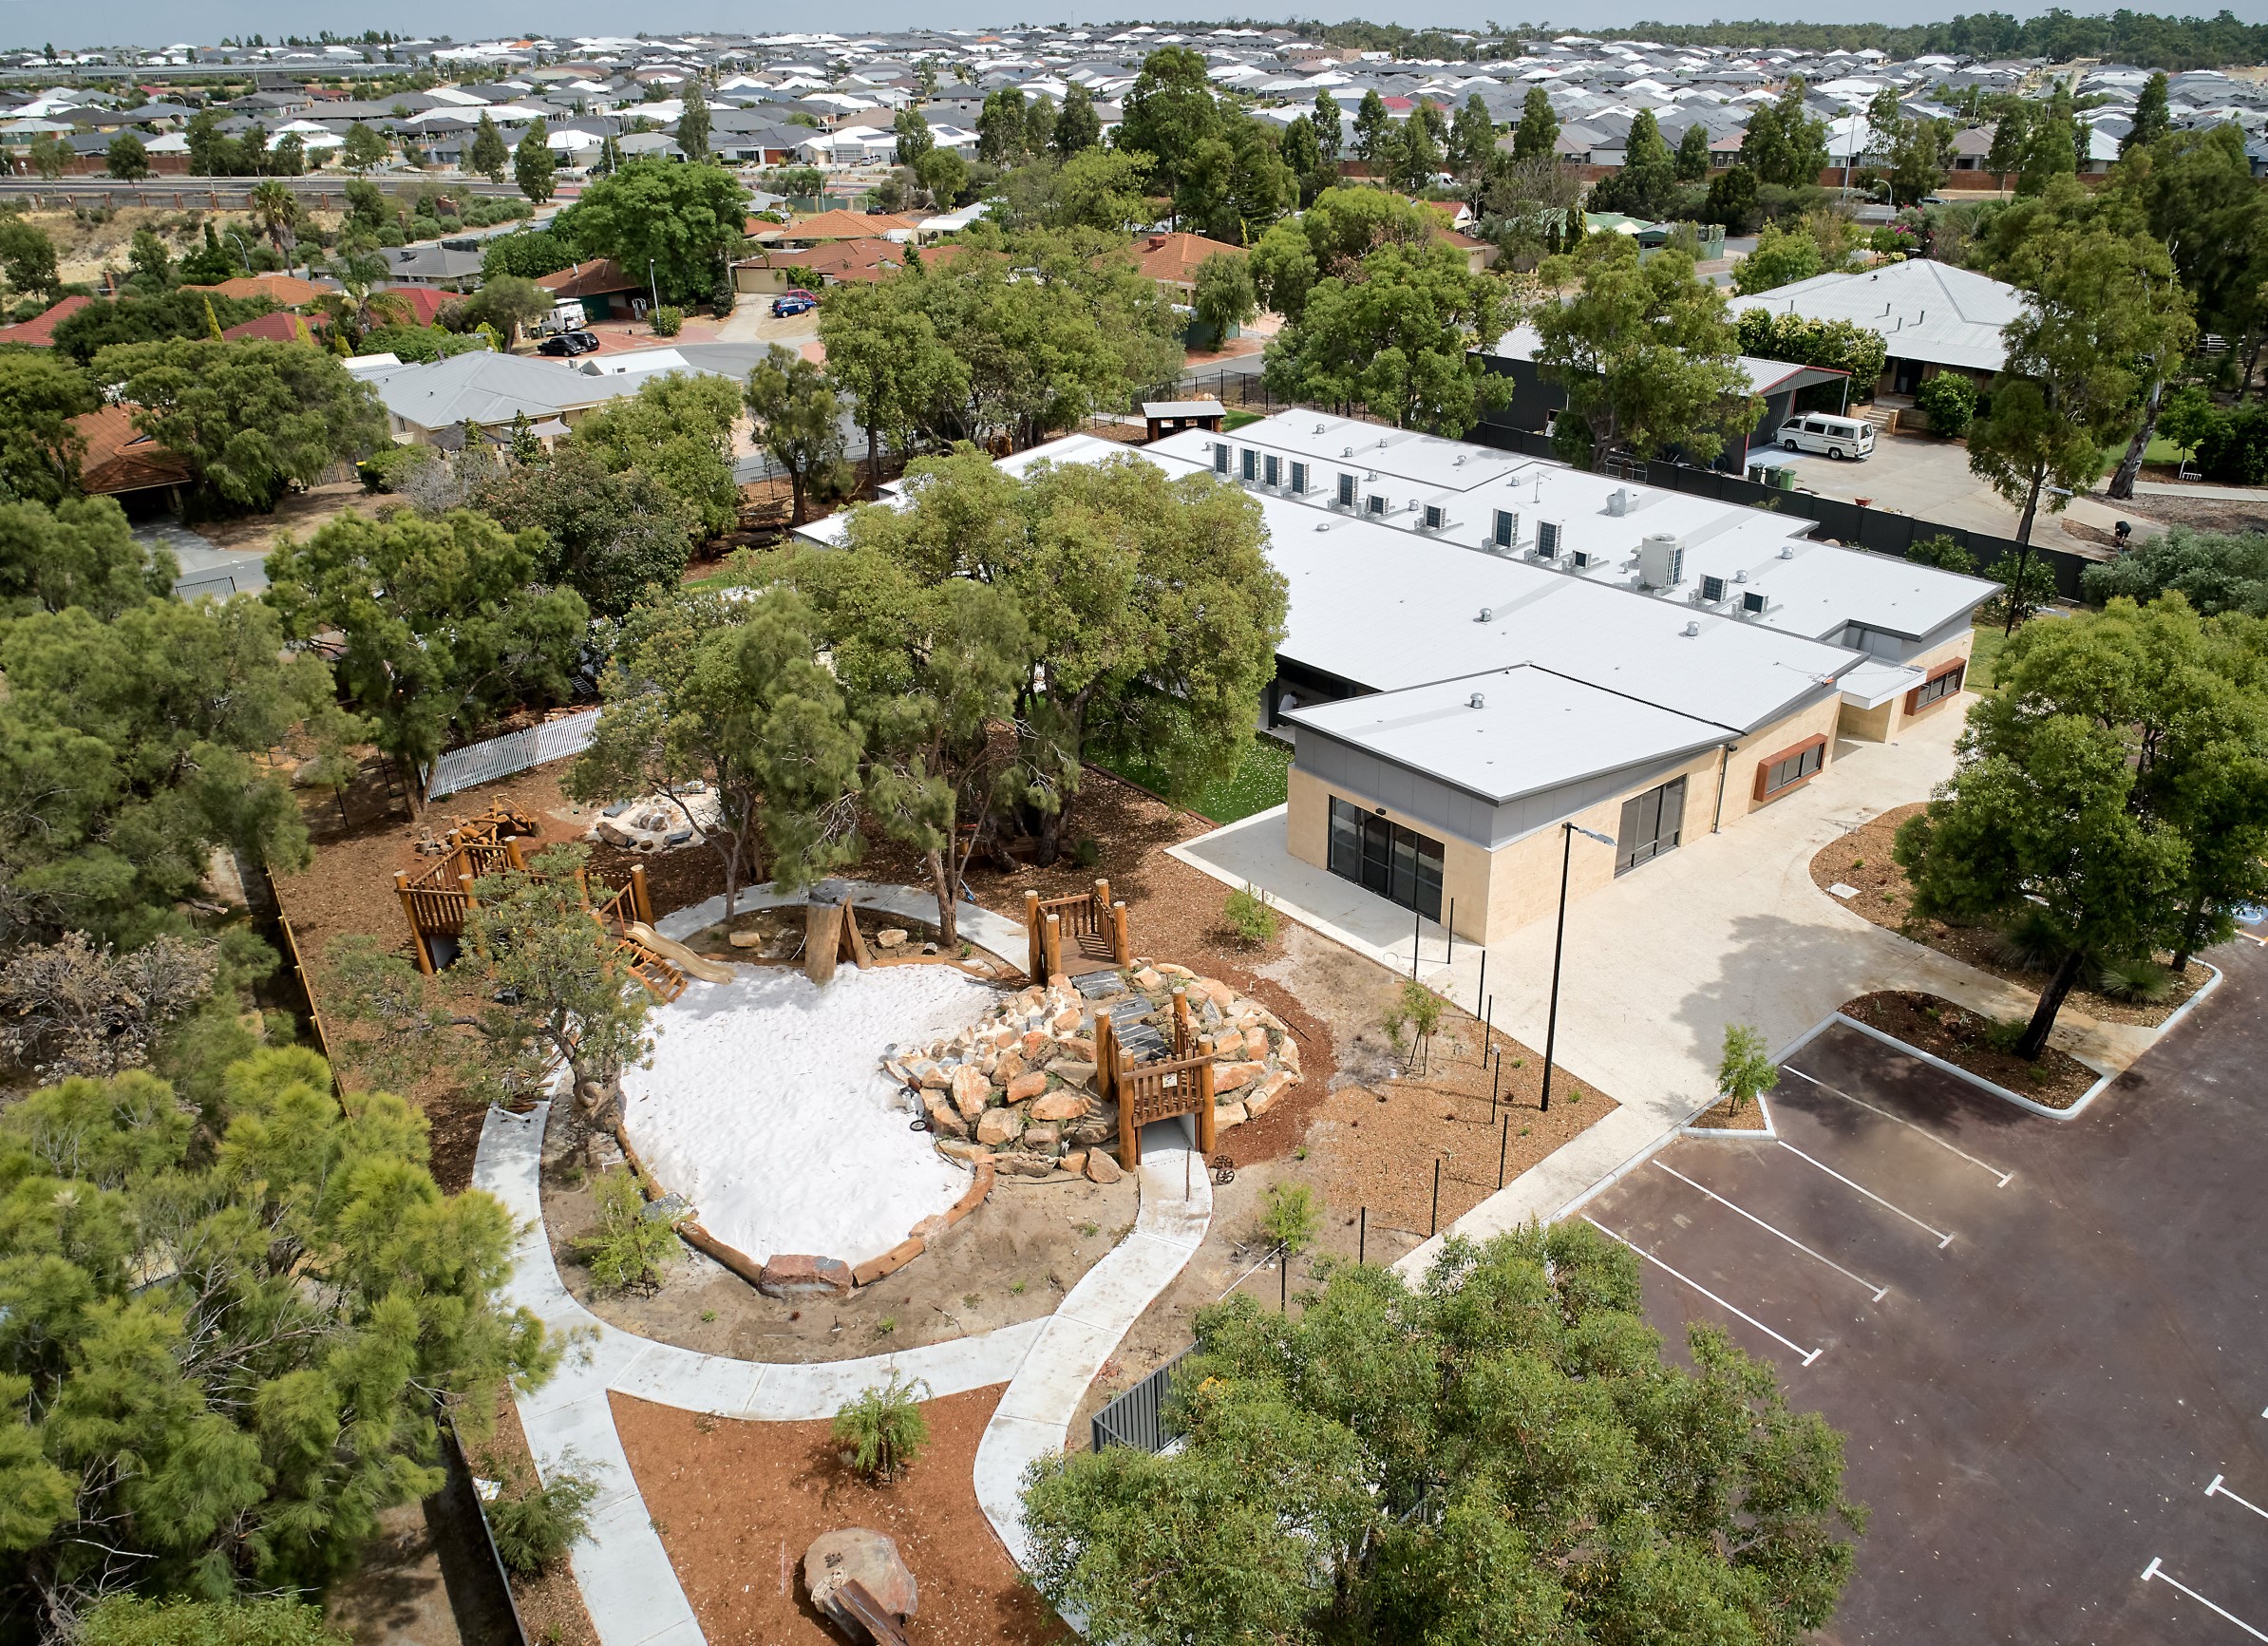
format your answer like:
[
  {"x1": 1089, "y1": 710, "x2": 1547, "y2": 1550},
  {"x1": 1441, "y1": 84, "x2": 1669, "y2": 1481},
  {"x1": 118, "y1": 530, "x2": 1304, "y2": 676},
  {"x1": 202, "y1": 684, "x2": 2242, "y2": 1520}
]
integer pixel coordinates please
[{"x1": 538, "y1": 331, "x2": 601, "y2": 356}]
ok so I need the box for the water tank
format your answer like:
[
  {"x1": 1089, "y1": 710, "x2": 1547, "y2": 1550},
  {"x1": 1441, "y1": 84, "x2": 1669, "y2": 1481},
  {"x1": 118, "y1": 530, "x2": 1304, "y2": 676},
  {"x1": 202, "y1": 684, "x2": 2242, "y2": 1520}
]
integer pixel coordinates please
[{"x1": 1637, "y1": 533, "x2": 1686, "y2": 589}]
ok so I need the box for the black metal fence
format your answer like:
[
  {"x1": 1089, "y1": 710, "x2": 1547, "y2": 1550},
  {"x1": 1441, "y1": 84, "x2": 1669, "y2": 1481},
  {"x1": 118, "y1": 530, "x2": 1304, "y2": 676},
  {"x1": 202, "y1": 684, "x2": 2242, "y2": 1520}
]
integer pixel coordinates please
[
  {"x1": 432, "y1": 1418, "x2": 531, "y2": 1646},
  {"x1": 1091, "y1": 1346, "x2": 1193, "y2": 1454}
]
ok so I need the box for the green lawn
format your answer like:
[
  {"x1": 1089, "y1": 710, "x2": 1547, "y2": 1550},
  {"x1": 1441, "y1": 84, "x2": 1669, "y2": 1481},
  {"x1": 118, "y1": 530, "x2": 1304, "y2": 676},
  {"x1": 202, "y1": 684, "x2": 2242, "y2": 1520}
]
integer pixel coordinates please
[
  {"x1": 1966, "y1": 621, "x2": 2009, "y2": 694},
  {"x1": 1097, "y1": 733, "x2": 1292, "y2": 824},
  {"x1": 1222, "y1": 409, "x2": 1263, "y2": 431}
]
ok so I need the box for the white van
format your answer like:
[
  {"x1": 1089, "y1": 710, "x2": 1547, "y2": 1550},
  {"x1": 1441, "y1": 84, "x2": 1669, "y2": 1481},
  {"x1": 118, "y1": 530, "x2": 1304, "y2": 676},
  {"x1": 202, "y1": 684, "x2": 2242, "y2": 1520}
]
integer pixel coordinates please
[{"x1": 1779, "y1": 413, "x2": 1875, "y2": 460}]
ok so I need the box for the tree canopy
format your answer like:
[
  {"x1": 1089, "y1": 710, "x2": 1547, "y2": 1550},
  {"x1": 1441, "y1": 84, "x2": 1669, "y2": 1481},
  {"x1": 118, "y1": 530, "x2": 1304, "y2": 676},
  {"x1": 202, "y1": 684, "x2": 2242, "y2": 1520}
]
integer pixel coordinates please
[
  {"x1": 555, "y1": 159, "x2": 747, "y2": 305},
  {"x1": 0, "y1": 1049, "x2": 549, "y2": 1623},
  {"x1": 565, "y1": 370, "x2": 745, "y2": 539},
  {"x1": 90, "y1": 340, "x2": 386, "y2": 518},
  {"x1": 1023, "y1": 1224, "x2": 1863, "y2": 1645},
  {"x1": 470, "y1": 443, "x2": 691, "y2": 619},
  {"x1": 263, "y1": 508, "x2": 587, "y2": 787},
  {"x1": 0, "y1": 495, "x2": 174, "y2": 620},
  {"x1": 1535, "y1": 235, "x2": 1755, "y2": 470}
]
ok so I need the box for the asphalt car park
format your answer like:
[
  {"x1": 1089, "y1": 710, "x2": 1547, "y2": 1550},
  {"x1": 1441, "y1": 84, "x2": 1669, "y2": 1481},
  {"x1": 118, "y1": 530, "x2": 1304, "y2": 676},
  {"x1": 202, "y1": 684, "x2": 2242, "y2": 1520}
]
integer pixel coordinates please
[{"x1": 1583, "y1": 941, "x2": 2268, "y2": 1644}]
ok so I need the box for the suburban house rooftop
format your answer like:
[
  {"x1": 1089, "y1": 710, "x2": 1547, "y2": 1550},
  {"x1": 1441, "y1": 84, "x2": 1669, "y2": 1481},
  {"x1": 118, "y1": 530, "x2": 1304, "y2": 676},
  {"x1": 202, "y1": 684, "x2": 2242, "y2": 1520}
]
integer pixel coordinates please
[{"x1": 1723, "y1": 257, "x2": 2028, "y2": 375}]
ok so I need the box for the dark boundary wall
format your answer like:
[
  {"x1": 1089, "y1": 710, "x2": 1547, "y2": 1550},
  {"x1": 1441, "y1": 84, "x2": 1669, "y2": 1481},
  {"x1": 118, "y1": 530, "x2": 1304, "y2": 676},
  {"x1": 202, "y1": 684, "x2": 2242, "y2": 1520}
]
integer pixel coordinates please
[{"x1": 1465, "y1": 422, "x2": 2093, "y2": 602}]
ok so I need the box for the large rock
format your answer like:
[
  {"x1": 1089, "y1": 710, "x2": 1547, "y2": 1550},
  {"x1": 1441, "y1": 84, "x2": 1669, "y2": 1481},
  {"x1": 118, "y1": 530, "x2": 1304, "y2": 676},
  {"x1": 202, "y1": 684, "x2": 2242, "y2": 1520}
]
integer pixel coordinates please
[
  {"x1": 875, "y1": 927, "x2": 909, "y2": 949},
  {"x1": 1213, "y1": 1060, "x2": 1264, "y2": 1094},
  {"x1": 1005, "y1": 1070, "x2": 1049, "y2": 1104},
  {"x1": 1216, "y1": 1101, "x2": 1248, "y2": 1130},
  {"x1": 949, "y1": 1065, "x2": 992, "y2": 1124},
  {"x1": 993, "y1": 1049, "x2": 1027, "y2": 1087},
  {"x1": 922, "y1": 1090, "x2": 969, "y2": 1139},
  {"x1": 976, "y1": 1107, "x2": 1026, "y2": 1147},
  {"x1": 803, "y1": 1528, "x2": 917, "y2": 1632},
  {"x1": 1086, "y1": 1149, "x2": 1124, "y2": 1184},
  {"x1": 1060, "y1": 1149, "x2": 1087, "y2": 1177},
  {"x1": 1031, "y1": 1089, "x2": 1089, "y2": 1123},
  {"x1": 996, "y1": 1150, "x2": 1055, "y2": 1178},
  {"x1": 1022, "y1": 1123, "x2": 1062, "y2": 1154},
  {"x1": 758, "y1": 1255, "x2": 853, "y2": 1298},
  {"x1": 1243, "y1": 1025, "x2": 1271, "y2": 1060},
  {"x1": 1245, "y1": 1070, "x2": 1293, "y2": 1118}
]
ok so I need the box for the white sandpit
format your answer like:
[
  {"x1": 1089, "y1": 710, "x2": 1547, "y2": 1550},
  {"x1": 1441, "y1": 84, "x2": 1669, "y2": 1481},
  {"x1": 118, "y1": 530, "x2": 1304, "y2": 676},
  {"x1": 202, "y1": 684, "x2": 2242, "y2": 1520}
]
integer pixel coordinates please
[{"x1": 619, "y1": 962, "x2": 999, "y2": 1270}]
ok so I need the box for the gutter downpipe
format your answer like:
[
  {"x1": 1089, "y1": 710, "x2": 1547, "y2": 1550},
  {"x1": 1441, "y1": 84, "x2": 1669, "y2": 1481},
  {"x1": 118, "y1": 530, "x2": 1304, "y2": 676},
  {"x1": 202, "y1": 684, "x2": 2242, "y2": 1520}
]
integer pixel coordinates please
[{"x1": 1712, "y1": 742, "x2": 1734, "y2": 832}]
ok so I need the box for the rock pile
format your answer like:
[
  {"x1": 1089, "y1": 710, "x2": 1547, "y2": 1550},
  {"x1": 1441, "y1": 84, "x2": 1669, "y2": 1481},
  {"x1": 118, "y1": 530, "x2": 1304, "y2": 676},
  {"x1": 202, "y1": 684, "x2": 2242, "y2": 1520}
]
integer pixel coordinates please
[
  {"x1": 881, "y1": 961, "x2": 1301, "y2": 1182},
  {"x1": 585, "y1": 784, "x2": 723, "y2": 853}
]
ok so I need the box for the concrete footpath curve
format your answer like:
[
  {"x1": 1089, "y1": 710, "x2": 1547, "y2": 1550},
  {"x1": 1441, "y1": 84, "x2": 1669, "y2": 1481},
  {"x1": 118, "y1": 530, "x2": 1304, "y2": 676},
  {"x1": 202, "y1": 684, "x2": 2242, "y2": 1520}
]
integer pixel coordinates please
[
  {"x1": 473, "y1": 881, "x2": 1208, "y2": 1646},
  {"x1": 973, "y1": 1120, "x2": 1213, "y2": 1566}
]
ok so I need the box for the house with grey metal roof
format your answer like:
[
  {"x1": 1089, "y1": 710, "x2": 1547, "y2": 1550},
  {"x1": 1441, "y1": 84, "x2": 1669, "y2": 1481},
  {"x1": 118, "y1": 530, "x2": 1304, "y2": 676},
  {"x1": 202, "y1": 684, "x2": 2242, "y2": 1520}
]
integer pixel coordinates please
[{"x1": 1726, "y1": 256, "x2": 2028, "y2": 396}]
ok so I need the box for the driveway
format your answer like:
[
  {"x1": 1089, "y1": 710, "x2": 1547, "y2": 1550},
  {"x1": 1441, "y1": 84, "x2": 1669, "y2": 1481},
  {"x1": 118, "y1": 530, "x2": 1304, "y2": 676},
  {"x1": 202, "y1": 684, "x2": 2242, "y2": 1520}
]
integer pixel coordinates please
[
  {"x1": 1582, "y1": 955, "x2": 2268, "y2": 1643},
  {"x1": 1771, "y1": 429, "x2": 2157, "y2": 553},
  {"x1": 1174, "y1": 698, "x2": 2172, "y2": 1240}
]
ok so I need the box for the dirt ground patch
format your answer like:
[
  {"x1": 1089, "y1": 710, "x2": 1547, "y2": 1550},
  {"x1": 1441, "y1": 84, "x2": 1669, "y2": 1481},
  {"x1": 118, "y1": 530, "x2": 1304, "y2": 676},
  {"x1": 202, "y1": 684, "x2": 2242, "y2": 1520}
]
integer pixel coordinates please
[
  {"x1": 2115, "y1": 491, "x2": 2268, "y2": 537},
  {"x1": 1809, "y1": 803, "x2": 2208, "y2": 1027},
  {"x1": 1841, "y1": 990, "x2": 2100, "y2": 1108},
  {"x1": 188, "y1": 478, "x2": 370, "y2": 556},
  {"x1": 1686, "y1": 1092, "x2": 1772, "y2": 1130},
  {"x1": 537, "y1": 1098, "x2": 1141, "y2": 1360},
  {"x1": 613, "y1": 1386, "x2": 1067, "y2": 1646}
]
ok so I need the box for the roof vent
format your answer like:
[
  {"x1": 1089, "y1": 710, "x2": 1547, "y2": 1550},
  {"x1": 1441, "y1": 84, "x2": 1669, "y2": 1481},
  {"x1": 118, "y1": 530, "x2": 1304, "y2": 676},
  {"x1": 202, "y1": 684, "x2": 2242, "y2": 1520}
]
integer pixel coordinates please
[
  {"x1": 1476, "y1": 606, "x2": 1493, "y2": 623},
  {"x1": 1779, "y1": 544, "x2": 1796, "y2": 559},
  {"x1": 1682, "y1": 620, "x2": 1701, "y2": 637},
  {"x1": 1342, "y1": 446, "x2": 1353, "y2": 456},
  {"x1": 1468, "y1": 692, "x2": 1486, "y2": 709},
  {"x1": 1314, "y1": 423, "x2": 1327, "y2": 434},
  {"x1": 1733, "y1": 568, "x2": 1748, "y2": 582},
  {"x1": 1607, "y1": 487, "x2": 1630, "y2": 517}
]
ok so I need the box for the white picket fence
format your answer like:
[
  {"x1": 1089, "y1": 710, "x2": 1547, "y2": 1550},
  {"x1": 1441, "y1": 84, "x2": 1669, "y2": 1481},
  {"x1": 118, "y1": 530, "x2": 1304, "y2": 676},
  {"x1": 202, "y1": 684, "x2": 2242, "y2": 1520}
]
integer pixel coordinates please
[{"x1": 422, "y1": 709, "x2": 601, "y2": 802}]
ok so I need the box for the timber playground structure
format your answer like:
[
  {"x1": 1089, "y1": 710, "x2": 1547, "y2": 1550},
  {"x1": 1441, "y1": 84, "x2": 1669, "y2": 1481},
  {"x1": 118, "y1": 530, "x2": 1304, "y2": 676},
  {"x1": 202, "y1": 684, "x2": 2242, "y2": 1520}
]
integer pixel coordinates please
[
  {"x1": 390, "y1": 803, "x2": 702, "y2": 999},
  {"x1": 394, "y1": 829, "x2": 1230, "y2": 1169}
]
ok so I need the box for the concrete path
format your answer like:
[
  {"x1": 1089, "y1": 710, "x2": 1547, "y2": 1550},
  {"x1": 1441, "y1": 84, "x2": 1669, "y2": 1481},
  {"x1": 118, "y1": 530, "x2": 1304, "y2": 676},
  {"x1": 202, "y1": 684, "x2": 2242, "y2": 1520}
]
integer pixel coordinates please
[
  {"x1": 1166, "y1": 707, "x2": 2171, "y2": 1280},
  {"x1": 472, "y1": 882, "x2": 1207, "y2": 1645},
  {"x1": 2124, "y1": 479, "x2": 2268, "y2": 502},
  {"x1": 972, "y1": 1118, "x2": 1213, "y2": 1567}
]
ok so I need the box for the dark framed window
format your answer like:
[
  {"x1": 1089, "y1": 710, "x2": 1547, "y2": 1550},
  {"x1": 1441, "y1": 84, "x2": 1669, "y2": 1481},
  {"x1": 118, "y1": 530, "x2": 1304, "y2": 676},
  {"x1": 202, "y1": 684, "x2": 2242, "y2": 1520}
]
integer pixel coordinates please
[
  {"x1": 1756, "y1": 737, "x2": 1825, "y2": 800},
  {"x1": 1328, "y1": 796, "x2": 1444, "y2": 919},
  {"x1": 1616, "y1": 776, "x2": 1687, "y2": 875},
  {"x1": 1908, "y1": 660, "x2": 1966, "y2": 711}
]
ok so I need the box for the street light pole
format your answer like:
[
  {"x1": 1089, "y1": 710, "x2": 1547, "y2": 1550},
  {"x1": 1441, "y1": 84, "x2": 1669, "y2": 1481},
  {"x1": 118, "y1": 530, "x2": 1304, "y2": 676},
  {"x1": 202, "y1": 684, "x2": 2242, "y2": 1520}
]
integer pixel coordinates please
[
  {"x1": 1540, "y1": 821, "x2": 1617, "y2": 1114},
  {"x1": 648, "y1": 256, "x2": 659, "y2": 321}
]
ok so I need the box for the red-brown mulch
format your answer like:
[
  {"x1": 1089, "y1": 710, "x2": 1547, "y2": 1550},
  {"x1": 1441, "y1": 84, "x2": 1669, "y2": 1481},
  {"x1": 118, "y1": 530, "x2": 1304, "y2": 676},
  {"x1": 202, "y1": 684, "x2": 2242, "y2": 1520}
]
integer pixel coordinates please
[
  {"x1": 1842, "y1": 991, "x2": 2100, "y2": 1109},
  {"x1": 1686, "y1": 1093, "x2": 1772, "y2": 1131},
  {"x1": 611, "y1": 1387, "x2": 1067, "y2": 1646},
  {"x1": 1811, "y1": 804, "x2": 2208, "y2": 1029}
]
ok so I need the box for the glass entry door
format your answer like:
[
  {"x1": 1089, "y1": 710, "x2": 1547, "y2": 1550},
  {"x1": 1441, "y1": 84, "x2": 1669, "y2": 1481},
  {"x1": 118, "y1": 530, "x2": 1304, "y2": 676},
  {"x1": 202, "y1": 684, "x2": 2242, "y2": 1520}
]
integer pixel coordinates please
[{"x1": 1328, "y1": 797, "x2": 1445, "y2": 919}]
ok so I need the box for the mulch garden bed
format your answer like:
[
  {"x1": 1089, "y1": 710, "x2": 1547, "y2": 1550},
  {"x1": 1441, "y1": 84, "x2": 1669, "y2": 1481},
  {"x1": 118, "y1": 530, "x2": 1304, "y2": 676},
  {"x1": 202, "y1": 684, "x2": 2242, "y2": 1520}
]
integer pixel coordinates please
[
  {"x1": 1842, "y1": 991, "x2": 2100, "y2": 1110},
  {"x1": 613, "y1": 1386, "x2": 1067, "y2": 1646},
  {"x1": 1811, "y1": 804, "x2": 2209, "y2": 1028},
  {"x1": 1686, "y1": 1093, "x2": 1771, "y2": 1131}
]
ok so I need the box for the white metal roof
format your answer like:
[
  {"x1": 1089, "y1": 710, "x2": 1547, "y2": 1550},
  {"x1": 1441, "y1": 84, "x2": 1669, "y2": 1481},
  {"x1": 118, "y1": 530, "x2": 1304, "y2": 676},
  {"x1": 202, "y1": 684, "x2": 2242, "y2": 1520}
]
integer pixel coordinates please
[
  {"x1": 1154, "y1": 411, "x2": 1996, "y2": 645},
  {"x1": 1286, "y1": 664, "x2": 1733, "y2": 802},
  {"x1": 1725, "y1": 257, "x2": 2027, "y2": 375}
]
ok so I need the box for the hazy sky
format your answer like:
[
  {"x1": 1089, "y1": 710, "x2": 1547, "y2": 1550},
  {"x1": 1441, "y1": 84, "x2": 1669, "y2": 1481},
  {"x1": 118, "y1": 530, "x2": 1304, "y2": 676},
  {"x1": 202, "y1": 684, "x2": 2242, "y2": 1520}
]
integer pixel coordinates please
[{"x1": 24, "y1": 0, "x2": 2268, "y2": 54}]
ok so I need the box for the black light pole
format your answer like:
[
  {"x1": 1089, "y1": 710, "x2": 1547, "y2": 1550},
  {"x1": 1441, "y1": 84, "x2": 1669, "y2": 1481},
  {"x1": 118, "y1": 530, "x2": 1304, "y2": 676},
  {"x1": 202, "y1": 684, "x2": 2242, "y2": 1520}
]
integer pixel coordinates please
[{"x1": 1540, "y1": 821, "x2": 1617, "y2": 1114}]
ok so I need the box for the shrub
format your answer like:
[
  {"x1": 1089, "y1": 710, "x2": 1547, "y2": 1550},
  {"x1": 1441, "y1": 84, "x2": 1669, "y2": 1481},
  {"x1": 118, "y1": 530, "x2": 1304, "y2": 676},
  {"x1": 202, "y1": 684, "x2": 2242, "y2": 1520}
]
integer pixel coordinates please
[
  {"x1": 80, "y1": 1598, "x2": 347, "y2": 1646},
  {"x1": 1261, "y1": 1181, "x2": 1320, "y2": 1257},
  {"x1": 483, "y1": 1457, "x2": 598, "y2": 1574},
  {"x1": 1381, "y1": 978, "x2": 1445, "y2": 1071},
  {"x1": 1991, "y1": 906, "x2": 2063, "y2": 973},
  {"x1": 1914, "y1": 372, "x2": 1975, "y2": 439},
  {"x1": 833, "y1": 1372, "x2": 931, "y2": 1482},
  {"x1": 1906, "y1": 534, "x2": 1977, "y2": 576},
  {"x1": 2096, "y1": 955, "x2": 2176, "y2": 1003},
  {"x1": 1715, "y1": 1022, "x2": 1779, "y2": 1112},
  {"x1": 650, "y1": 303, "x2": 684, "y2": 336},
  {"x1": 1222, "y1": 882, "x2": 1278, "y2": 946},
  {"x1": 574, "y1": 1168, "x2": 680, "y2": 1294}
]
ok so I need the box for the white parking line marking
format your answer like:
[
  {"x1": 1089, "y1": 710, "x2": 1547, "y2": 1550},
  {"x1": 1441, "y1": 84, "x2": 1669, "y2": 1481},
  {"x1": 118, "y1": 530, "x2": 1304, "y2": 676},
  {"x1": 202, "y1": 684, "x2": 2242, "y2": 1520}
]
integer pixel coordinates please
[
  {"x1": 2143, "y1": 1556, "x2": 2268, "y2": 1640},
  {"x1": 1782, "y1": 1065, "x2": 2015, "y2": 1186},
  {"x1": 1777, "y1": 1141, "x2": 1956, "y2": 1247},
  {"x1": 1653, "y1": 1160, "x2": 1890, "y2": 1301},
  {"x1": 1583, "y1": 1215, "x2": 1824, "y2": 1367},
  {"x1": 2208, "y1": 1475, "x2": 2268, "y2": 1523}
]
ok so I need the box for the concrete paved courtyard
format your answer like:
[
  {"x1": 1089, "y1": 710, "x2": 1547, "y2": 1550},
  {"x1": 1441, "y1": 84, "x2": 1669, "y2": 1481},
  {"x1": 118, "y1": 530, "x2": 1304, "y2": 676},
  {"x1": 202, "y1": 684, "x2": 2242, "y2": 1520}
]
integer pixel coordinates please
[{"x1": 1772, "y1": 429, "x2": 2156, "y2": 553}]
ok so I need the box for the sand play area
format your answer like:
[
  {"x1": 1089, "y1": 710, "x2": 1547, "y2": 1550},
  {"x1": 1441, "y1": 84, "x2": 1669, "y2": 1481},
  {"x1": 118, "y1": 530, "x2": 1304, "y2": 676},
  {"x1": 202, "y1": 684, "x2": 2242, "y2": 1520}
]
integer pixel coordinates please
[{"x1": 619, "y1": 963, "x2": 1000, "y2": 1270}]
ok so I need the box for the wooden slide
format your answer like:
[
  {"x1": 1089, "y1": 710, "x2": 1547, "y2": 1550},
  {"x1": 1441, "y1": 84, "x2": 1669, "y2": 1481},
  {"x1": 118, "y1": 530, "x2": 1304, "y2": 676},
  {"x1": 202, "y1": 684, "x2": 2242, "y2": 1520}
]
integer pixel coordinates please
[{"x1": 623, "y1": 921, "x2": 735, "y2": 986}]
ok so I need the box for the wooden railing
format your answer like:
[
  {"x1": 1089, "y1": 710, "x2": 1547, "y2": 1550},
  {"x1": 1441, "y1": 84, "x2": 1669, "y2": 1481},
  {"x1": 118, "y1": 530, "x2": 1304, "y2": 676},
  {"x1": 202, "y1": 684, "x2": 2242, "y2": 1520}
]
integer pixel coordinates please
[
  {"x1": 1024, "y1": 879, "x2": 1132, "y2": 980},
  {"x1": 394, "y1": 802, "x2": 654, "y2": 978},
  {"x1": 1096, "y1": 990, "x2": 1214, "y2": 1168}
]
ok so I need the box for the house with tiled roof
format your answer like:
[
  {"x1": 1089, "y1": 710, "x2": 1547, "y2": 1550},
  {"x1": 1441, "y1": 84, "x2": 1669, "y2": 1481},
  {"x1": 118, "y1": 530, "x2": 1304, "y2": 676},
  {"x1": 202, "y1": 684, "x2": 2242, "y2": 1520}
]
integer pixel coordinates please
[
  {"x1": 1129, "y1": 230, "x2": 1243, "y2": 293},
  {"x1": 536, "y1": 258, "x2": 649, "y2": 320},
  {"x1": 184, "y1": 273, "x2": 327, "y2": 309},
  {"x1": 0, "y1": 293, "x2": 91, "y2": 348},
  {"x1": 220, "y1": 311, "x2": 323, "y2": 345},
  {"x1": 71, "y1": 403, "x2": 192, "y2": 513},
  {"x1": 732, "y1": 239, "x2": 964, "y2": 293}
]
